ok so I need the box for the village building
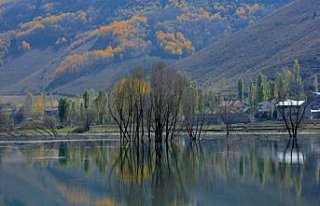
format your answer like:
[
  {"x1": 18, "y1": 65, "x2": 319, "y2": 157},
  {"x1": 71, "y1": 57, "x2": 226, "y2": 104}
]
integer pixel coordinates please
[
  {"x1": 44, "y1": 108, "x2": 59, "y2": 118},
  {"x1": 309, "y1": 92, "x2": 320, "y2": 120},
  {"x1": 256, "y1": 100, "x2": 276, "y2": 120},
  {"x1": 276, "y1": 99, "x2": 309, "y2": 121}
]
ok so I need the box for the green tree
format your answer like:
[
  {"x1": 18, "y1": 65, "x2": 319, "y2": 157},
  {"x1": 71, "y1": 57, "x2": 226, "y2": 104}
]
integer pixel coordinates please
[
  {"x1": 293, "y1": 60, "x2": 302, "y2": 84},
  {"x1": 238, "y1": 77, "x2": 244, "y2": 102},
  {"x1": 255, "y1": 73, "x2": 264, "y2": 103},
  {"x1": 94, "y1": 90, "x2": 107, "y2": 124},
  {"x1": 268, "y1": 80, "x2": 275, "y2": 100},
  {"x1": 248, "y1": 80, "x2": 255, "y2": 108},
  {"x1": 58, "y1": 98, "x2": 69, "y2": 124},
  {"x1": 274, "y1": 72, "x2": 288, "y2": 101},
  {"x1": 290, "y1": 60, "x2": 303, "y2": 96},
  {"x1": 83, "y1": 91, "x2": 90, "y2": 110},
  {"x1": 313, "y1": 74, "x2": 318, "y2": 92}
]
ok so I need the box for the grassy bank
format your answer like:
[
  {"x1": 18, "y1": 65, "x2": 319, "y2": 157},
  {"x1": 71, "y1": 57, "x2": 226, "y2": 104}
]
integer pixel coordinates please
[{"x1": 1, "y1": 122, "x2": 320, "y2": 136}]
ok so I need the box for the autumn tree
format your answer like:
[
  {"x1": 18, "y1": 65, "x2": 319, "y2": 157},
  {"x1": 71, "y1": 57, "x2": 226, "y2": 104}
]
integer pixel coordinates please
[
  {"x1": 21, "y1": 41, "x2": 31, "y2": 51},
  {"x1": 34, "y1": 93, "x2": 45, "y2": 117},
  {"x1": 108, "y1": 70, "x2": 150, "y2": 142}
]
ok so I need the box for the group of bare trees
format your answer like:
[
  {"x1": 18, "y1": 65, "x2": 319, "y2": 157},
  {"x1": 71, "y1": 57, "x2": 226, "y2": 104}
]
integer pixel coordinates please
[{"x1": 108, "y1": 63, "x2": 208, "y2": 143}]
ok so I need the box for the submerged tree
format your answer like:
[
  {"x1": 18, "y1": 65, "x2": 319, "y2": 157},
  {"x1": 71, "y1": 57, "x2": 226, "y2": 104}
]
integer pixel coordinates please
[
  {"x1": 108, "y1": 63, "x2": 194, "y2": 143},
  {"x1": 108, "y1": 69, "x2": 150, "y2": 142},
  {"x1": 149, "y1": 63, "x2": 188, "y2": 142},
  {"x1": 276, "y1": 61, "x2": 312, "y2": 144},
  {"x1": 219, "y1": 94, "x2": 234, "y2": 137}
]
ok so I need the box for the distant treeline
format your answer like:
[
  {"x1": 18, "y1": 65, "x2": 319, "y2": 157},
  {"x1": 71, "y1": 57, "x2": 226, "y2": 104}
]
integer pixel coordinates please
[{"x1": 0, "y1": 60, "x2": 317, "y2": 141}]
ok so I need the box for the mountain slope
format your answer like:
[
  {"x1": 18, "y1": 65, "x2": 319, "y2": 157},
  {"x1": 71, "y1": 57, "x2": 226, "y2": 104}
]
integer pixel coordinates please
[
  {"x1": 0, "y1": 0, "x2": 292, "y2": 94},
  {"x1": 174, "y1": 0, "x2": 320, "y2": 86}
]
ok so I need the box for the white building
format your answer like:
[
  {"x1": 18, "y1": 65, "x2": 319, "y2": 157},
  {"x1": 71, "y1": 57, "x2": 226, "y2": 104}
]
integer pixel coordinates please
[{"x1": 276, "y1": 99, "x2": 307, "y2": 121}]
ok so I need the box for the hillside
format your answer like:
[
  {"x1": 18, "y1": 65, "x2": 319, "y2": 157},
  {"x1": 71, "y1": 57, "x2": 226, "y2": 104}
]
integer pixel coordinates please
[
  {"x1": 0, "y1": 0, "x2": 292, "y2": 94},
  {"x1": 174, "y1": 0, "x2": 320, "y2": 86}
]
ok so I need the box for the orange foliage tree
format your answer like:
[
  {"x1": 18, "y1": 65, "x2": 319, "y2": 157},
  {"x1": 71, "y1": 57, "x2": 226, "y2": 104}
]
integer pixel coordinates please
[
  {"x1": 55, "y1": 54, "x2": 88, "y2": 75},
  {"x1": 56, "y1": 16, "x2": 149, "y2": 75},
  {"x1": 21, "y1": 41, "x2": 31, "y2": 51},
  {"x1": 156, "y1": 31, "x2": 194, "y2": 56}
]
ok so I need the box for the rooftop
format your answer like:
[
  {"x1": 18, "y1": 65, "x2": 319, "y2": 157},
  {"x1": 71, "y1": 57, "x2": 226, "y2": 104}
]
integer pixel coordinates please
[{"x1": 277, "y1": 99, "x2": 305, "y2": 106}]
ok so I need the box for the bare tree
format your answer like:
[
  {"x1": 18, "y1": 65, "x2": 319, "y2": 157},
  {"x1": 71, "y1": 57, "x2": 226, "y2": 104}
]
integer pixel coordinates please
[
  {"x1": 219, "y1": 94, "x2": 234, "y2": 137},
  {"x1": 277, "y1": 97, "x2": 310, "y2": 149},
  {"x1": 276, "y1": 62, "x2": 313, "y2": 149},
  {"x1": 149, "y1": 63, "x2": 187, "y2": 142},
  {"x1": 31, "y1": 117, "x2": 59, "y2": 138},
  {"x1": 108, "y1": 69, "x2": 149, "y2": 143}
]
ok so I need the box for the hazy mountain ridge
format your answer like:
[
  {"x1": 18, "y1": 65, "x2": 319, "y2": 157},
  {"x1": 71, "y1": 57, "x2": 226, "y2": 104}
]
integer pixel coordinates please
[{"x1": 0, "y1": 0, "x2": 293, "y2": 94}]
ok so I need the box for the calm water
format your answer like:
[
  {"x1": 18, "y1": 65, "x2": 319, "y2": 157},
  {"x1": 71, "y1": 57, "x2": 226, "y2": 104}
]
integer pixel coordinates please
[{"x1": 0, "y1": 137, "x2": 319, "y2": 206}]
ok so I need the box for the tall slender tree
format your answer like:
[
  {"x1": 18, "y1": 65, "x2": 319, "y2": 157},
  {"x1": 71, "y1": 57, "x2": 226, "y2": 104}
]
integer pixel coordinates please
[
  {"x1": 248, "y1": 80, "x2": 255, "y2": 108},
  {"x1": 313, "y1": 74, "x2": 318, "y2": 92},
  {"x1": 238, "y1": 77, "x2": 244, "y2": 102},
  {"x1": 58, "y1": 98, "x2": 69, "y2": 124},
  {"x1": 256, "y1": 73, "x2": 264, "y2": 103},
  {"x1": 83, "y1": 91, "x2": 90, "y2": 110}
]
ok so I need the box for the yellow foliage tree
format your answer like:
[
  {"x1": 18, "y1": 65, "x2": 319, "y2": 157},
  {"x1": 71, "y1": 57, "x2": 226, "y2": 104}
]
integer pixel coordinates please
[
  {"x1": 32, "y1": 93, "x2": 45, "y2": 116},
  {"x1": 21, "y1": 41, "x2": 31, "y2": 51},
  {"x1": 55, "y1": 54, "x2": 88, "y2": 74},
  {"x1": 156, "y1": 31, "x2": 194, "y2": 56}
]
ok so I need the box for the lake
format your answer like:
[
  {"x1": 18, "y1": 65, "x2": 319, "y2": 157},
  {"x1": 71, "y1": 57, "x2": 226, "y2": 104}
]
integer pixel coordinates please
[{"x1": 0, "y1": 136, "x2": 319, "y2": 206}]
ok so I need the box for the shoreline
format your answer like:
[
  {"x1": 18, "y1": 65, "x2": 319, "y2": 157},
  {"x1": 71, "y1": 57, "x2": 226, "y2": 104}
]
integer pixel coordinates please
[{"x1": 0, "y1": 130, "x2": 319, "y2": 144}]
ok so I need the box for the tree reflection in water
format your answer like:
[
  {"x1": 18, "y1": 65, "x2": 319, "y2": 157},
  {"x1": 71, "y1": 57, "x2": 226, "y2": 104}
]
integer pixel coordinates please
[
  {"x1": 281, "y1": 136, "x2": 305, "y2": 165},
  {"x1": 8, "y1": 138, "x2": 317, "y2": 205},
  {"x1": 108, "y1": 142, "x2": 197, "y2": 205}
]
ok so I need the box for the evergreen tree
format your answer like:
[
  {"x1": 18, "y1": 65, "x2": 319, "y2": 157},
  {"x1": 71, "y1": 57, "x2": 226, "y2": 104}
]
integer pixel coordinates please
[
  {"x1": 83, "y1": 91, "x2": 90, "y2": 110},
  {"x1": 238, "y1": 77, "x2": 245, "y2": 102},
  {"x1": 58, "y1": 98, "x2": 69, "y2": 124}
]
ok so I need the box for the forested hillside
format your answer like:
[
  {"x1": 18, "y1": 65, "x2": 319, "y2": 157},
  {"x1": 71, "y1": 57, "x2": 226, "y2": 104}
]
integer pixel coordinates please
[
  {"x1": 174, "y1": 0, "x2": 320, "y2": 86},
  {"x1": 0, "y1": 0, "x2": 292, "y2": 94}
]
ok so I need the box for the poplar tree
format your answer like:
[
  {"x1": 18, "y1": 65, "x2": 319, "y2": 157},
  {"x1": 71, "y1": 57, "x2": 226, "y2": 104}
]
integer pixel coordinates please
[
  {"x1": 256, "y1": 73, "x2": 264, "y2": 103},
  {"x1": 58, "y1": 98, "x2": 69, "y2": 124},
  {"x1": 248, "y1": 80, "x2": 255, "y2": 108},
  {"x1": 313, "y1": 74, "x2": 318, "y2": 92},
  {"x1": 238, "y1": 77, "x2": 244, "y2": 102}
]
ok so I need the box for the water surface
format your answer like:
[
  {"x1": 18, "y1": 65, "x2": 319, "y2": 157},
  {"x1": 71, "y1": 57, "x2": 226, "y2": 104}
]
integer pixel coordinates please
[{"x1": 0, "y1": 136, "x2": 319, "y2": 206}]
